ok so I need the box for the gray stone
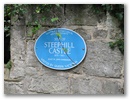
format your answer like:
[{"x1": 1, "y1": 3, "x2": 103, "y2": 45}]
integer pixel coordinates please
[
  {"x1": 93, "y1": 29, "x2": 107, "y2": 39},
  {"x1": 70, "y1": 77, "x2": 123, "y2": 94},
  {"x1": 102, "y1": 80, "x2": 124, "y2": 94},
  {"x1": 83, "y1": 41, "x2": 123, "y2": 77},
  {"x1": 10, "y1": 60, "x2": 25, "y2": 79},
  {"x1": 26, "y1": 40, "x2": 41, "y2": 67},
  {"x1": 25, "y1": 67, "x2": 37, "y2": 76},
  {"x1": 28, "y1": 76, "x2": 69, "y2": 94},
  {"x1": 11, "y1": 15, "x2": 25, "y2": 25},
  {"x1": 25, "y1": 5, "x2": 64, "y2": 26},
  {"x1": 10, "y1": 26, "x2": 26, "y2": 61},
  {"x1": 74, "y1": 28, "x2": 91, "y2": 41},
  {"x1": 26, "y1": 27, "x2": 50, "y2": 39},
  {"x1": 68, "y1": 65, "x2": 83, "y2": 74},
  {"x1": 4, "y1": 68, "x2": 10, "y2": 79},
  {"x1": 10, "y1": 25, "x2": 26, "y2": 79},
  {"x1": 4, "y1": 81, "x2": 24, "y2": 94},
  {"x1": 109, "y1": 28, "x2": 123, "y2": 39},
  {"x1": 65, "y1": 4, "x2": 106, "y2": 26},
  {"x1": 70, "y1": 77, "x2": 103, "y2": 94},
  {"x1": 106, "y1": 13, "x2": 120, "y2": 29}
]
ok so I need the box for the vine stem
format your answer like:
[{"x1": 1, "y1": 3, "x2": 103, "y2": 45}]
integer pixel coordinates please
[{"x1": 56, "y1": 29, "x2": 76, "y2": 65}]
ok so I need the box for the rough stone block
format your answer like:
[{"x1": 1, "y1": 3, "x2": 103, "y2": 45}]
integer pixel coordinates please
[
  {"x1": 11, "y1": 25, "x2": 26, "y2": 40},
  {"x1": 106, "y1": 13, "x2": 120, "y2": 29},
  {"x1": 83, "y1": 41, "x2": 123, "y2": 77},
  {"x1": 10, "y1": 26, "x2": 26, "y2": 57},
  {"x1": 4, "y1": 81, "x2": 24, "y2": 94},
  {"x1": 65, "y1": 4, "x2": 106, "y2": 26},
  {"x1": 74, "y1": 28, "x2": 91, "y2": 41},
  {"x1": 70, "y1": 77, "x2": 124, "y2": 94},
  {"x1": 26, "y1": 40, "x2": 41, "y2": 67},
  {"x1": 10, "y1": 60, "x2": 25, "y2": 79},
  {"x1": 93, "y1": 28, "x2": 107, "y2": 39},
  {"x1": 10, "y1": 25, "x2": 26, "y2": 79},
  {"x1": 109, "y1": 28, "x2": 123, "y2": 39},
  {"x1": 68, "y1": 65, "x2": 83, "y2": 74},
  {"x1": 27, "y1": 76, "x2": 69, "y2": 94}
]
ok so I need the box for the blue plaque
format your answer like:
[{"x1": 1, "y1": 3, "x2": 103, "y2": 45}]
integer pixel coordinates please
[{"x1": 34, "y1": 28, "x2": 87, "y2": 70}]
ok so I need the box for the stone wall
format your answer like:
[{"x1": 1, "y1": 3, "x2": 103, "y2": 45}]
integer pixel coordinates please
[{"x1": 4, "y1": 4, "x2": 124, "y2": 94}]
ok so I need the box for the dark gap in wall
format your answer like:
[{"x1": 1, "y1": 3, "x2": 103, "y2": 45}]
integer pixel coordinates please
[
  {"x1": 4, "y1": 13, "x2": 10, "y2": 64},
  {"x1": 4, "y1": 32, "x2": 10, "y2": 64}
]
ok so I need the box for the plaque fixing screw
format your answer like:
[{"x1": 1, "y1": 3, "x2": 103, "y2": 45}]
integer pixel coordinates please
[{"x1": 82, "y1": 48, "x2": 85, "y2": 50}]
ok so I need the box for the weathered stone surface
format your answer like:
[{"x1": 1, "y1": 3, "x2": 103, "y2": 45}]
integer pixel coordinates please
[
  {"x1": 25, "y1": 5, "x2": 64, "y2": 26},
  {"x1": 68, "y1": 65, "x2": 83, "y2": 74},
  {"x1": 11, "y1": 15, "x2": 25, "y2": 25},
  {"x1": 109, "y1": 28, "x2": 123, "y2": 39},
  {"x1": 27, "y1": 76, "x2": 69, "y2": 94},
  {"x1": 65, "y1": 4, "x2": 106, "y2": 26},
  {"x1": 10, "y1": 26, "x2": 26, "y2": 60},
  {"x1": 102, "y1": 79, "x2": 124, "y2": 94},
  {"x1": 7, "y1": 4, "x2": 124, "y2": 95},
  {"x1": 26, "y1": 27, "x2": 50, "y2": 40},
  {"x1": 74, "y1": 28, "x2": 91, "y2": 41},
  {"x1": 10, "y1": 25, "x2": 26, "y2": 79},
  {"x1": 4, "y1": 68, "x2": 10, "y2": 79},
  {"x1": 93, "y1": 28, "x2": 107, "y2": 39},
  {"x1": 83, "y1": 41, "x2": 123, "y2": 77},
  {"x1": 70, "y1": 77, "x2": 123, "y2": 94},
  {"x1": 26, "y1": 40, "x2": 40, "y2": 67},
  {"x1": 25, "y1": 67, "x2": 37, "y2": 75},
  {"x1": 10, "y1": 60, "x2": 25, "y2": 79},
  {"x1": 106, "y1": 12, "x2": 120, "y2": 29},
  {"x1": 4, "y1": 81, "x2": 24, "y2": 94}
]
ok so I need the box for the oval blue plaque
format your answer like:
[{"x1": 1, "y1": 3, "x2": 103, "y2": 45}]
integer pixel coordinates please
[{"x1": 34, "y1": 28, "x2": 87, "y2": 70}]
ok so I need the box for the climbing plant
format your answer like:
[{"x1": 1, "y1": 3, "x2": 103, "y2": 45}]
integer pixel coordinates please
[
  {"x1": 4, "y1": 4, "x2": 61, "y2": 69},
  {"x1": 4, "y1": 4, "x2": 60, "y2": 36},
  {"x1": 92, "y1": 4, "x2": 124, "y2": 55}
]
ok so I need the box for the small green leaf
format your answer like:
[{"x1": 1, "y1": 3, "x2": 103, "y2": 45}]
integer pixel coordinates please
[
  {"x1": 62, "y1": 48, "x2": 68, "y2": 53},
  {"x1": 51, "y1": 17, "x2": 59, "y2": 22},
  {"x1": 117, "y1": 13, "x2": 123, "y2": 20},
  {"x1": 109, "y1": 42, "x2": 116, "y2": 49},
  {"x1": 5, "y1": 60, "x2": 12, "y2": 70},
  {"x1": 56, "y1": 32, "x2": 62, "y2": 39},
  {"x1": 34, "y1": 20, "x2": 38, "y2": 24},
  {"x1": 36, "y1": 7, "x2": 41, "y2": 13},
  {"x1": 42, "y1": 17, "x2": 46, "y2": 21},
  {"x1": 38, "y1": 24, "x2": 41, "y2": 28}
]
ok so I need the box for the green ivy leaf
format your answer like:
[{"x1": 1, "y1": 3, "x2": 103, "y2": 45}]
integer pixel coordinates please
[
  {"x1": 34, "y1": 20, "x2": 38, "y2": 24},
  {"x1": 56, "y1": 32, "x2": 62, "y2": 39},
  {"x1": 42, "y1": 17, "x2": 46, "y2": 21},
  {"x1": 51, "y1": 17, "x2": 59, "y2": 22},
  {"x1": 116, "y1": 13, "x2": 123, "y2": 20},
  {"x1": 5, "y1": 60, "x2": 12, "y2": 70},
  {"x1": 36, "y1": 7, "x2": 41, "y2": 13},
  {"x1": 109, "y1": 42, "x2": 116, "y2": 50}
]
